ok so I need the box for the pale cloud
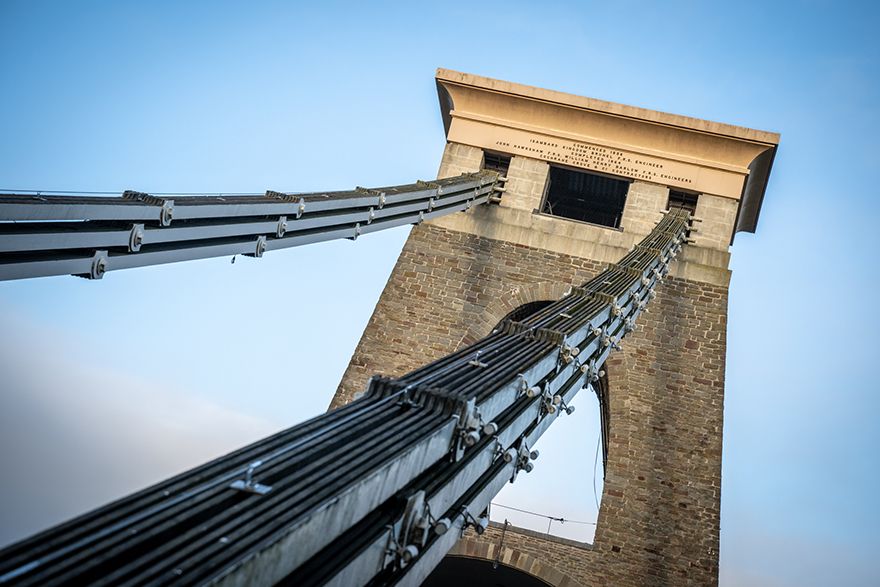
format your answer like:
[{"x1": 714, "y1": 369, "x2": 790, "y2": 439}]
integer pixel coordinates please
[
  {"x1": 720, "y1": 522, "x2": 879, "y2": 587},
  {"x1": 0, "y1": 311, "x2": 280, "y2": 547}
]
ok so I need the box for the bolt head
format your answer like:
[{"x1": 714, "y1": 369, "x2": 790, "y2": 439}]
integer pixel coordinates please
[{"x1": 401, "y1": 544, "x2": 419, "y2": 564}]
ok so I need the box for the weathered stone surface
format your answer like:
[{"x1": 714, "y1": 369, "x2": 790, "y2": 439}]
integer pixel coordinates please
[
  {"x1": 330, "y1": 223, "x2": 604, "y2": 408},
  {"x1": 621, "y1": 181, "x2": 669, "y2": 237},
  {"x1": 454, "y1": 272, "x2": 727, "y2": 586}
]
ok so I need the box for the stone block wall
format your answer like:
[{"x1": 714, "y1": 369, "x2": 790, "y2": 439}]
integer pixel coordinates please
[
  {"x1": 437, "y1": 142, "x2": 733, "y2": 255},
  {"x1": 437, "y1": 142, "x2": 483, "y2": 177},
  {"x1": 621, "y1": 181, "x2": 669, "y2": 237},
  {"x1": 330, "y1": 224, "x2": 604, "y2": 408},
  {"x1": 500, "y1": 156, "x2": 550, "y2": 212},
  {"x1": 453, "y1": 274, "x2": 728, "y2": 586},
  {"x1": 694, "y1": 194, "x2": 739, "y2": 251}
]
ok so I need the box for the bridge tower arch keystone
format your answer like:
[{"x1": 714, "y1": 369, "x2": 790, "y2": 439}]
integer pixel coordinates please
[{"x1": 330, "y1": 69, "x2": 778, "y2": 585}]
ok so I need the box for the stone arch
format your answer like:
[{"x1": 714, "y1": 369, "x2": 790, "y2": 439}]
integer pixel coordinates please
[
  {"x1": 453, "y1": 282, "x2": 615, "y2": 540},
  {"x1": 456, "y1": 281, "x2": 573, "y2": 348},
  {"x1": 442, "y1": 536, "x2": 587, "y2": 587},
  {"x1": 455, "y1": 279, "x2": 613, "y2": 472}
]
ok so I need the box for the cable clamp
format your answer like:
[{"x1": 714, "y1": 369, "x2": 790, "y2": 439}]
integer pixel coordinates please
[
  {"x1": 560, "y1": 343, "x2": 580, "y2": 364},
  {"x1": 122, "y1": 190, "x2": 174, "y2": 226},
  {"x1": 518, "y1": 374, "x2": 543, "y2": 399},
  {"x1": 453, "y1": 398, "x2": 486, "y2": 459},
  {"x1": 542, "y1": 387, "x2": 558, "y2": 415},
  {"x1": 510, "y1": 441, "x2": 539, "y2": 482},
  {"x1": 247, "y1": 236, "x2": 266, "y2": 258},
  {"x1": 128, "y1": 224, "x2": 144, "y2": 252},
  {"x1": 580, "y1": 360, "x2": 606, "y2": 383},
  {"x1": 89, "y1": 250, "x2": 108, "y2": 280},
  {"x1": 559, "y1": 398, "x2": 576, "y2": 416},
  {"x1": 385, "y1": 490, "x2": 432, "y2": 570}
]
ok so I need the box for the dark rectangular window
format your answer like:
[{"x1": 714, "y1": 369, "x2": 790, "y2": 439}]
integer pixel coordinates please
[
  {"x1": 482, "y1": 152, "x2": 511, "y2": 176},
  {"x1": 542, "y1": 166, "x2": 629, "y2": 228},
  {"x1": 667, "y1": 190, "x2": 698, "y2": 215}
]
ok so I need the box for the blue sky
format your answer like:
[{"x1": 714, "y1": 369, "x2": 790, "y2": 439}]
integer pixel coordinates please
[{"x1": 1, "y1": 1, "x2": 878, "y2": 585}]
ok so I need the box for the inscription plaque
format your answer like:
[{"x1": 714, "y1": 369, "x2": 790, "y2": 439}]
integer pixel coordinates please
[{"x1": 448, "y1": 116, "x2": 747, "y2": 198}]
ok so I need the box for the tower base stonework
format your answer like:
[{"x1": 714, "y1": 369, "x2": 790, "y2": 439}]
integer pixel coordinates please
[
  {"x1": 447, "y1": 273, "x2": 728, "y2": 587},
  {"x1": 330, "y1": 70, "x2": 777, "y2": 585}
]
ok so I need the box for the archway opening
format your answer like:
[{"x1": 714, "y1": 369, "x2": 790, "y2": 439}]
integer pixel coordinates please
[
  {"x1": 494, "y1": 300, "x2": 555, "y2": 325},
  {"x1": 423, "y1": 556, "x2": 552, "y2": 587},
  {"x1": 486, "y1": 300, "x2": 609, "y2": 543}
]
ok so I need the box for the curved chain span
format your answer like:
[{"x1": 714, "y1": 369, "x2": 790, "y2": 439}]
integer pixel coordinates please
[
  {"x1": 0, "y1": 206, "x2": 691, "y2": 587},
  {"x1": 0, "y1": 172, "x2": 502, "y2": 281}
]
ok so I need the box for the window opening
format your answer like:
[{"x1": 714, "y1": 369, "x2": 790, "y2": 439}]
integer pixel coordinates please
[
  {"x1": 667, "y1": 189, "x2": 698, "y2": 215},
  {"x1": 482, "y1": 152, "x2": 511, "y2": 176},
  {"x1": 485, "y1": 300, "x2": 608, "y2": 544},
  {"x1": 541, "y1": 166, "x2": 628, "y2": 228}
]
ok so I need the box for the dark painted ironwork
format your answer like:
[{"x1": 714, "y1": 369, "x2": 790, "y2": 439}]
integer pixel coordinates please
[
  {"x1": 0, "y1": 172, "x2": 501, "y2": 281},
  {"x1": 0, "y1": 204, "x2": 691, "y2": 586}
]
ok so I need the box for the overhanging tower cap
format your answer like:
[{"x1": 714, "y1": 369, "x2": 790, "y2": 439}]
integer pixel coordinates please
[{"x1": 435, "y1": 68, "x2": 779, "y2": 239}]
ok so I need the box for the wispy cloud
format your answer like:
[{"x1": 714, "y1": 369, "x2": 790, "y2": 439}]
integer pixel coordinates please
[
  {"x1": 720, "y1": 520, "x2": 879, "y2": 587},
  {"x1": 0, "y1": 311, "x2": 280, "y2": 548}
]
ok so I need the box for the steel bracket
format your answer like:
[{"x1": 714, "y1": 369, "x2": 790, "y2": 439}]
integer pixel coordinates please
[
  {"x1": 453, "y1": 398, "x2": 488, "y2": 460},
  {"x1": 245, "y1": 236, "x2": 267, "y2": 258},
  {"x1": 89, "y1": 250, "x2": 108, "y2": 280},
  {"x1": 510, "y1": 441, "x2": 538, "y2": 483},
  {"x1": 128, "y1": 224, "x2": 144, "y2": 252},
  {"x1": 467, "y1": 350, "x2": 488, "y2": 368},
  {"x1": 229, "y1": 461, "x2": 272, "y2": 495}
]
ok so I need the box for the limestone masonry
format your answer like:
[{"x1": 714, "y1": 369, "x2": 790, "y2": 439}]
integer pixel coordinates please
[{"x1": 330, "y1": 70, "x2": 778, "y2": 586}]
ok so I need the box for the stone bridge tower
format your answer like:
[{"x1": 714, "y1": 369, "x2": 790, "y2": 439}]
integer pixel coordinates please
[{"x1": 330, "y1": 70, "x2": 778, "y2": 586}]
